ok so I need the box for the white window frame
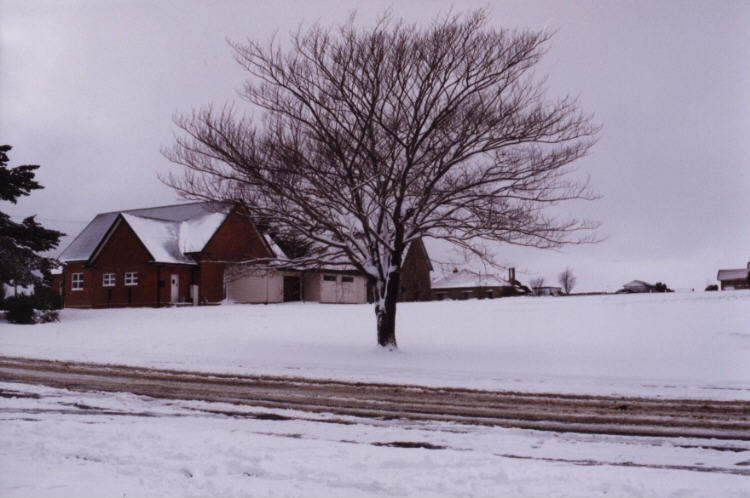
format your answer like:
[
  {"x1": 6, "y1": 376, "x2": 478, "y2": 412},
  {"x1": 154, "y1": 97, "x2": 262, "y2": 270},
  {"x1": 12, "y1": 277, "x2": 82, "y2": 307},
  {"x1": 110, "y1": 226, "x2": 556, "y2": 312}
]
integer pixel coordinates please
[
  {"x1": 71, "y1": 273, "x2": 84, "y2": 291},
  {"x1": 102, "y1": 273, "x2": 116, "y2": 287},
  {"x1": 124, "y1": 272, "x2": 139, "y2": 286}
]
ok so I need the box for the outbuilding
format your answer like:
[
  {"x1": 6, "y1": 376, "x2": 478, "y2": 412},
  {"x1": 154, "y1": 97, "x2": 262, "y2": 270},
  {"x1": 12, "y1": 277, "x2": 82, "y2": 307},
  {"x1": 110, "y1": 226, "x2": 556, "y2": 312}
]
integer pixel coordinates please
[
  {"x1": 224, "y1": 267, "x2": 368, "y2": 304},
  {"x1": 717, "y1": 263, "x2": 750, "y2": 290},
  {"x1": 431, "y1": 269, "x2": 519, "y2": 300},
  {"x1": 617, "y1": 280, "x2": 656, "y2": 293}
]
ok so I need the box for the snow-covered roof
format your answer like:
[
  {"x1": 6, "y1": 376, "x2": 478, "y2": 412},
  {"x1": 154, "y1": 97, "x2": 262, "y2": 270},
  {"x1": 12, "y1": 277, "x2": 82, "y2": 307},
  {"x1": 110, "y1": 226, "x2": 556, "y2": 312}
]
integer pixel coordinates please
[
  {"x1": 432, "y1": 269, "x2": 506, "y2": 290},
  {"x1": 717, "y1": 268, "x2": 749, "y2": 281},
  {"x1": 59, "y1": 201, "x2": 233, "y2": 263},
  {"x1": 119, "y1": 214, "x2": 195, "y2": 265},
  {"x1": 263, "y1": 234, "x2": 288, "y2": 260},
  {"x1": 622, "y1": 280, "x2": 654, "y2": 290}
]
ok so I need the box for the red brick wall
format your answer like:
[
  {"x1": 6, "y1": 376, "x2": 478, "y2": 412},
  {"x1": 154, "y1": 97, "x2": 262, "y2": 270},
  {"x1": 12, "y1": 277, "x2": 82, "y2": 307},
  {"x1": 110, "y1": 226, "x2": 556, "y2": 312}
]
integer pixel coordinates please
[
  {"x1": 50, "y1": 274, "x2": 63, "y2": 298},
  {"x1": 399, "y1": 239, "x2": 432, "y2": 302},
  {"x1": 196, "y1": 208, "x2": 273, "y2": 303},
  {"x1": 62, "y1": 261, "x2": 95, "y2": 308},
  {"x1": 720, "y1": 278, "x2": 749, "y2": 290},
  {"x1": 62, "y1": 219, "x2": 197, "y2": 308},
  {"x1": 66, "y1": 221, "x2": 138, "y2": 307}
]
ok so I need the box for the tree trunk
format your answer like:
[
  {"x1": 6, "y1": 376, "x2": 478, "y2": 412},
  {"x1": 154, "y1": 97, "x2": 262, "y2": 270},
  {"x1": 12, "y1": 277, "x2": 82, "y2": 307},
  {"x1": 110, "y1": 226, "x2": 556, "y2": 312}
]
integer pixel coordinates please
[{"x1": 375, "y1": 270, "x2": 401, "y2": 349}]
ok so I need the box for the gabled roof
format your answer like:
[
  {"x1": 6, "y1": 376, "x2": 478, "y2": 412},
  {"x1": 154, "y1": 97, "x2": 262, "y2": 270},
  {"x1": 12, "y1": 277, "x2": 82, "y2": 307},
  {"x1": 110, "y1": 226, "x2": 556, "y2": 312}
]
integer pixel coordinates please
[
  {"x1": 432, "y1": 269, "x2": 506, "y2": 290},
  {"x1": 59, "y1": 201, "x2": 233, "y2": 264},
  {"x1": 406, "y1": 238, "x2": 433, "y2": 271},
  {"x1": 263, "y1": 234, "x2": 288, "y2": 260},
  {"x1": 247, "y1": 236, "x2": 432, "y2": 273},
  {"x1": 622, "y1": 280, "x2": 655, "y2": 289}
]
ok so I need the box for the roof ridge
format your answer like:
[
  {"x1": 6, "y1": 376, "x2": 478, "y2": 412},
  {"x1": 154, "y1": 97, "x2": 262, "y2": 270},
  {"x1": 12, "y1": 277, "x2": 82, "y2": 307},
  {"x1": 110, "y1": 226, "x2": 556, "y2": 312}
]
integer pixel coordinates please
[
  {"x1": 121, "y1": 212, "x2": 181, "y2": 223},
  {"x1": 96, "y1": 200, "x2": 229, "y2": 217}
]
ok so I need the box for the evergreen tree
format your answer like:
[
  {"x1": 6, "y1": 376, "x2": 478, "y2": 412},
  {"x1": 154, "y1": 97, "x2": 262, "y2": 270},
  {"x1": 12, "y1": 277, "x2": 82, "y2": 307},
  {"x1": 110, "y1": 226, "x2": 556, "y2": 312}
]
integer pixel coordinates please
[
  {"x1": 0, "y1": 145, "x2": 64, "y2": 290},
  {"x1": 654, "y1": 282, "x2": 674, "y2": 293}
]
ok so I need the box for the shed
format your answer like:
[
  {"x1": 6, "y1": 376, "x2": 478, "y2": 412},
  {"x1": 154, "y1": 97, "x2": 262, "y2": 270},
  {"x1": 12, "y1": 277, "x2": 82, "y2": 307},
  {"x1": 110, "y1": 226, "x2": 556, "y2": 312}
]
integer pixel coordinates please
[
  {"x1": 717, "y1": 262, "x2": 750, "y2": 290},
  {"x1": 431, "y1": 269, "x2": 516, "y2": 300},
  {"x1": 533, "y1": 286, "x2": 563, "y2": 296},
  {"x1": 617, "y1": 280, "x2": 656, "y2": 293}
]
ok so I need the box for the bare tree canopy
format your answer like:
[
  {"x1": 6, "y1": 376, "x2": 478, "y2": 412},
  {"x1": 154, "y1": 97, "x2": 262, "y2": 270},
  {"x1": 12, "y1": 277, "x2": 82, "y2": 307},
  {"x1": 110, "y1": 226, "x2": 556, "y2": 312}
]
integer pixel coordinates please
[
  {"x1": 530, "y1": 277, "x2": 545, "y2": 293},
  {"x1": 558, "y1": 267, "x2": 577, "y2": 295},
  {"x1": 164, "y1": 10, "x2": 600, "y2": 348}
]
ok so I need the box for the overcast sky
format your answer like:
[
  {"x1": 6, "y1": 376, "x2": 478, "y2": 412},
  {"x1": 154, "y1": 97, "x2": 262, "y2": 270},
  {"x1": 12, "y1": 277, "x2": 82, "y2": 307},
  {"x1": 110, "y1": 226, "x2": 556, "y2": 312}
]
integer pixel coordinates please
[{"x1": 2, "y1": 0, "x2": 749, "y2": 292}]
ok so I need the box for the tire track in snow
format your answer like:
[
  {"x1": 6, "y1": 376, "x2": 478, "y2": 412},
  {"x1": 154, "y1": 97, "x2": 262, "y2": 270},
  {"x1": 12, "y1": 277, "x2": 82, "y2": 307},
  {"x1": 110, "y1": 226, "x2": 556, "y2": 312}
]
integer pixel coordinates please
[{"x1": 1, "y1": 355, "x2": 749, "y2": 441}]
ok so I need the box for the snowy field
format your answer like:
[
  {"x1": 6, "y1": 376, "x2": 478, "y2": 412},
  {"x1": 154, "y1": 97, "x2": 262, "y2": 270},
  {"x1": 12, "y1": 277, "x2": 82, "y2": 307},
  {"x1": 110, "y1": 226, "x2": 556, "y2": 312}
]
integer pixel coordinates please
[
  {"x1": 1, "y1": 291, "x2": 749, "y2": 497},
  {"x1": 1, "y1": 291, "x2": 749, "y2": 400}
]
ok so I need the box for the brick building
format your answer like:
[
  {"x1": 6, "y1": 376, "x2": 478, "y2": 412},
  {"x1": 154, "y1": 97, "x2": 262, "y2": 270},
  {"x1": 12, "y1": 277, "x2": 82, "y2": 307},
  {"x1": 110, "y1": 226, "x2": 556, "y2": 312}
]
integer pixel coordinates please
[{"x1": 55, "y1": 202, "x2": 273, "y2": 308}]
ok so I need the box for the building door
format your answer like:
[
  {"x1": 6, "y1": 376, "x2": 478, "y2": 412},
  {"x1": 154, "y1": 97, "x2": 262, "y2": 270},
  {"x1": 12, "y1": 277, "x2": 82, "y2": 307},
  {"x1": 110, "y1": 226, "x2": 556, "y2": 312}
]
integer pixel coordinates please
[
  {"x1": 170, "y1": 274, "x2": 179, "y2": 303},
  {"x1": 283, "y1": 276, "x2": 301, "y2": 302},
  {"x1": 320, "y1": 274, "x2": 337, "y2": 303}
]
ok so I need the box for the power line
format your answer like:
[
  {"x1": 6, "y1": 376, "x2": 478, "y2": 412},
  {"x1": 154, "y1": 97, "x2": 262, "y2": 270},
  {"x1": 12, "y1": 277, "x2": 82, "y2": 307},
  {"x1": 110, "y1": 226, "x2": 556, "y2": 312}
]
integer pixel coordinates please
[{"x1": 6, "y1": 214, "x2": 88, "y2": 224}]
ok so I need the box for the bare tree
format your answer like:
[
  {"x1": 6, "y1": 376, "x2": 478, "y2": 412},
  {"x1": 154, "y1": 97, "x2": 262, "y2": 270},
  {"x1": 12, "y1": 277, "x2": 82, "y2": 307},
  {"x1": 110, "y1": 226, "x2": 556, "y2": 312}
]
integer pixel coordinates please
[
  {"x1": 530, "y1": 277, "x2": 545, "y2": 295},
  {"x1": 164, "y1": 10, "x2": 599, "y2": 349},
  {"x1": 558, "y1": 267, "x2": 576, "y2": 295}
]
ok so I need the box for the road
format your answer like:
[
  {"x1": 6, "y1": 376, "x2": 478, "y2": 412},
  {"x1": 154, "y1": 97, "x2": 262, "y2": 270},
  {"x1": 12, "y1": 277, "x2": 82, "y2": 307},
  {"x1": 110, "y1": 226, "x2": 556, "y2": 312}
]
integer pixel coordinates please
[{"x1": 1, "y1": 355, "x2": 748, "y2": 441}]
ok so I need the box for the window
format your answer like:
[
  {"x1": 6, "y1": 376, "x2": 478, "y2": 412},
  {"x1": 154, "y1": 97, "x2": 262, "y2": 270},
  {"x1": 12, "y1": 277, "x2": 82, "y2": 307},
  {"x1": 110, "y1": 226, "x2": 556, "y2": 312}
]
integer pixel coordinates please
[
  {"x1": 342, "y1": 276, "x2": 354, "y2": 283},
  {"x1": 124, "y1": 272, "x2": 139, "y2": 286},
  {"x1": 323, "y1": 275, "x2": 337, "y2": 282},
  {"x1": 102, "y1": 273, "x2": 115, "y2": 287},
  {"x1": 71, "y1": 273, "x2": 84, "y2": 291}
]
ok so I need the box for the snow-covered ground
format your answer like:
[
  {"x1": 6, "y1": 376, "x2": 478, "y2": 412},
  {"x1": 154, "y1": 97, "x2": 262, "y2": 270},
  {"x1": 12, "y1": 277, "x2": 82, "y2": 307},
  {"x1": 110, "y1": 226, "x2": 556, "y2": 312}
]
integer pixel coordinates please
[
  {"x1": 1, "y1": 291, "x2": 749, "y2": 496},
  {"x1": 1, "y1": 291, "x2": 749, "y2": 399},
  {"x1": 2, "y1": 382, "x2": 748, "y2": 497}
]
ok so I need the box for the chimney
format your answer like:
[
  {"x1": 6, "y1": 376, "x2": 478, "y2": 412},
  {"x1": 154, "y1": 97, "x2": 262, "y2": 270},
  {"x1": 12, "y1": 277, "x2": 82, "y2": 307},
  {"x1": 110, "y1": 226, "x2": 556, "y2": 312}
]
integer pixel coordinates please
[{"x1": 508, "y1": 267, "x2": 515, "y2": 282}]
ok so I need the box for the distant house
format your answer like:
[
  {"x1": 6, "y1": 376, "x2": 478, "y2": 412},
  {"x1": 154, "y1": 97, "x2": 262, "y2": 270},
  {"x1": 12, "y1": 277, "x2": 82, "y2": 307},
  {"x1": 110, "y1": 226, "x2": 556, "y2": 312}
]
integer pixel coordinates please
[
  {"x1": 533, "y1": 286, "x2": 563, "y2": 297},
  {"x1": 717, "y1": 262, "x2": 750, "y2": 290},
  {"x1": 616, "y1": 280, "x2": 656, "y2": 293},
  {"x1": 55, "y1": 202, "x2": 274, "y2": 308},
  {"x1": 431, "y1": 268, "x2": 527, "y2": 300}
]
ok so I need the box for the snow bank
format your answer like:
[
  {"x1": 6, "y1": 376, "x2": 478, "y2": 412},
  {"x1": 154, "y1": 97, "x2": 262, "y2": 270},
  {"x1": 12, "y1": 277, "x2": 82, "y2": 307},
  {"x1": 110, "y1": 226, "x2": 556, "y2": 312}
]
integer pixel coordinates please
[{"x1": 1, "y1": 291, "x2": 748, "y2": 399}]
